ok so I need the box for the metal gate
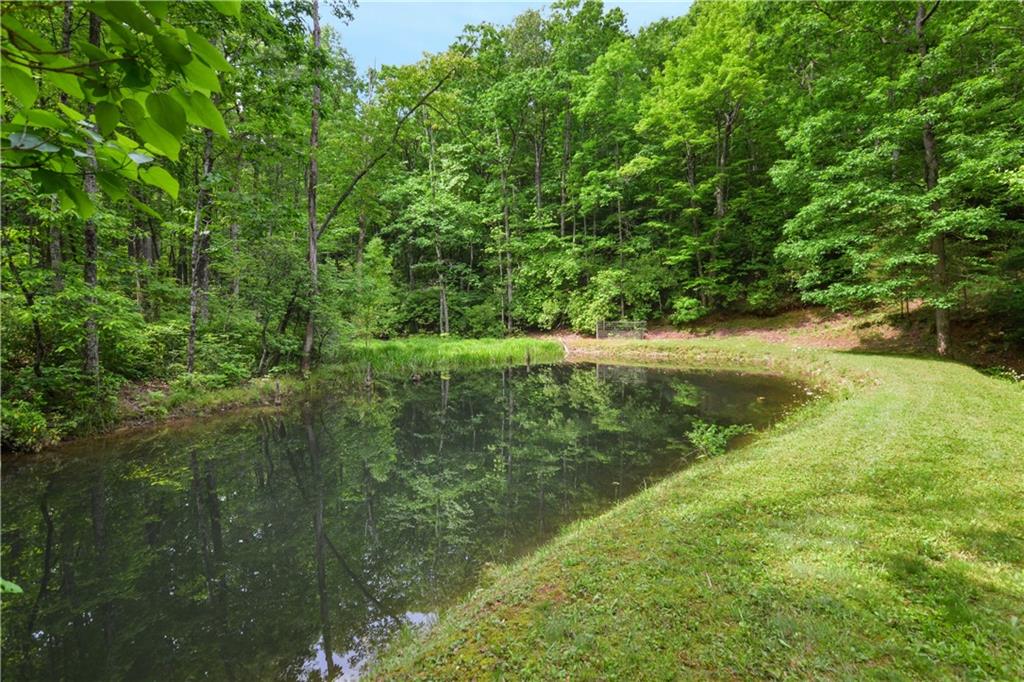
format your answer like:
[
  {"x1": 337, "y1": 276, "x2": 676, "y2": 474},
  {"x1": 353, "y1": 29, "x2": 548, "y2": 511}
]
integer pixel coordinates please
[{"x1": 595, "y1": 320, "x2": 646, "y2": 339}]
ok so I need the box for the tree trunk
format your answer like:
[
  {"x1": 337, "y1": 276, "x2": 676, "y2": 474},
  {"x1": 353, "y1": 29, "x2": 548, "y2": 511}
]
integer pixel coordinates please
[
  {"x1": 917, "y1": 1, "x2": 950, "y2": 356},
  {"x1": 436, "y1": 242, "x2": 449, "y2": 334},
  {"x1": 559, "y1": 106, "x2": 571, "y2": 238},
  {"x1": 5, "y1": 254, "x2": 44, "y2": 377},
  {"x1": 714, "y1": 105, "x2": 738, "y2": 220},
  {"x1": 686, "y1": 142, "x2": 708, "y2": 307},
  {"x1": 301, "y1": 0, "x2": 321, "y2": 375},
  {"x1": 187, "y1": 129, "x2": 214, "y2": 374},
  {"x1": 533, "y1": 136, "x2": 543, "y2": 211},
  {"x1": 355, "y1": 210, "x2": 367, "y2": 263},
  {"x1": 82, "y1": 12, "x2": 101, "y2": 380},
  {"x1": 230, "y1": 219, "x2": 240, "y2": 297},
  {"x1": 49, "y1": 201, "x2": 63, "y2": 292}
]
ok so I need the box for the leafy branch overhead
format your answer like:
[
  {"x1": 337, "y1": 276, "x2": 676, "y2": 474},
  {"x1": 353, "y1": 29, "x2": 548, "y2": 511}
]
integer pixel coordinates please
[{"x1": 1, "y1": 0, "x2": 239, "y2": 217}]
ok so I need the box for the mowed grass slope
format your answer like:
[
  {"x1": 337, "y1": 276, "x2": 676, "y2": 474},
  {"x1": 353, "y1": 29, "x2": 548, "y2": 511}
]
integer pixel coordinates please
[{"x1": 374, "y1": 338, "x2": 1024, "y2": 679}]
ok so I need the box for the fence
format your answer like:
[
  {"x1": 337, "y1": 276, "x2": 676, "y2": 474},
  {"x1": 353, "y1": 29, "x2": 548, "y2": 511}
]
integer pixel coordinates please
[{"x1": 595, "y1": 320, "x2": 646, "y2": 339}]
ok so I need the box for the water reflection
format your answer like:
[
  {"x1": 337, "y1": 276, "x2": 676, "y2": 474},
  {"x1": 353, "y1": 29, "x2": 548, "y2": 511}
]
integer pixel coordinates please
[{"x1": 1, "y1": 364, "x2": 803, "y2": 680}]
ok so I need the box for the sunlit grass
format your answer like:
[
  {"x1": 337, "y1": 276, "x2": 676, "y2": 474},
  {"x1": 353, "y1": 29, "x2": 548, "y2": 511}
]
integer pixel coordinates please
[
  {"x1": 327, "y1": 336, "x2": 564, "y2": 376},
  {"x1": 138, "y1": 337, "x2": 563, "y2": 422},
  {"x1": 372, "y1": 338, "x2": 1024, "y2": 679}
]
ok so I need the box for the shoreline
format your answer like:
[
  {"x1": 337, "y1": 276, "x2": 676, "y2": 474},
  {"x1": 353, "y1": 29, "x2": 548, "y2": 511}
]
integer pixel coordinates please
[{"x1": 371, "y1": 336, "x2": 1024, "y2": 679}]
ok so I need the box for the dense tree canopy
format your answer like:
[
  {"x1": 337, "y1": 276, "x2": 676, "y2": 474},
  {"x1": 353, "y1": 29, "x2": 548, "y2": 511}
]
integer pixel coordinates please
[{"x1": 3, "y1": 0, "x2": 1022, "y2": 450}]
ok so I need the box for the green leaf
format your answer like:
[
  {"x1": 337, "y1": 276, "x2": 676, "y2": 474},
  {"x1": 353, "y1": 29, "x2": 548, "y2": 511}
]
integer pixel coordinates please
[
  {"x1": 153, "y1": 33, "x2": 193, "y2": 66},
  {"x1": 33, "y1": 168, "x2": 68, "y2": 194},
  {"x1": 97, "y1": 171, "x2": 127, "y2": 201},
  {"x1": 23, "y1": 109, "x2": 65, "y2": 130},
  {"x1": 120, "y1": 98, "x2": 146, "y2": 125},
  {"x1": 181, "y1": 57, "x2": 221, "y2": 92},
  {"x1": 185, "y1": 28, "x2": 232, "y2": 72},
  {"x1": 1, "y1": 65, "x2": 38, "y2": 108},
  {"x1": 208, "y1": 0, "x2": 241, "y2": 18},
  {"x1": 140, "y1": 165, "x2": 179, "y2": 199},
  {"x1": 62, "y1": 185, "x2": 96, "y2": 220},
  {"x1": 144, "y1": 0, "x2": 169, "y2": 20},
  {"x1": 104, "y1": 1, "x2": 159, "y2": 35},
  {"x1": 94, "y1": 101, "x2": 120, "y2": 136},
  {"x1": 0, "y1": 578, "x2": 22, "y2": 594},
  {"x1": 136, "y1": 117, "x2": 180, "y2": 160},
  {"x1": 48, "y1": 71, "x2": 85, "y2": 100},
  {"x1": 128, "y1": 151, "x2": 154, "y2": 165},
  {"x1": 189, "y1": 92, "x2": 229, "y2": 138},
  {"x1": 128, "y1": 193, "x2": 160, "y2": 218},
  {"x1": 145, "y1": 92, "x2": 186, "y2": 138},
  {"x1": 57, "y1": 102, "x2": 85, "y2": 121},
  {"x1": 8, "y1": 132, "x2": 59, "y2": 153}
]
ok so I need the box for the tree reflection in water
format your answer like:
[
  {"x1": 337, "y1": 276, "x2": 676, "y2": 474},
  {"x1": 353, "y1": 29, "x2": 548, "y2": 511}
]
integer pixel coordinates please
[{"x1": 1, "y1": 363, "x2": 803, "y2": 681}]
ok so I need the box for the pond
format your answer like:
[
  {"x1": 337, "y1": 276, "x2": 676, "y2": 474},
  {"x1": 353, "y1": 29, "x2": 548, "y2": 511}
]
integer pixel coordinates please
[{"x1": 1, "y1": 363, "x2": 806, "y2": 681}]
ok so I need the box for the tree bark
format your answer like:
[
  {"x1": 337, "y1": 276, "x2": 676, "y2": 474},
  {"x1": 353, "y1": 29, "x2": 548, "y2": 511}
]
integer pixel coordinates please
[
  {"x1": 533, "y1": 136, "x2": 543, "y2": 211},
  {"x1": 686, "y1": 142, "x2": 708, "y2": 307},
  {"x1": 355, "y1": 210, "x2": 367, "y2": 264},
  {"x1": 82, "y1": 12, "x2": 101, "y2": 380},
  {"x1": 187, "y1": 129, "x2": 214, "y2": 374},
  {"x1": 916, "y1": 1, "x2": 950, "y2": 356},
  {"x1": 301, "y1": 0, "x2": 321, "y2": 375},
  {"x1": 713, "y1": 105, "x2": 738, "y2": 220},
  {"x1": 559, "y1": 106, "x2": 571, "y2": 238}
]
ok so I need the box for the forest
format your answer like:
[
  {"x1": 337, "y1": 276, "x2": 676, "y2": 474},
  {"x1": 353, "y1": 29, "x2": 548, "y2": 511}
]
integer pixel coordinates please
[{"x1": 2, "y1": 0, "x2": 1022, "y2": 453}]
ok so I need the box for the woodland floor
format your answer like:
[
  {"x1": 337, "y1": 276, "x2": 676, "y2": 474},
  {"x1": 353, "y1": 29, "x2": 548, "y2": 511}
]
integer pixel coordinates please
[
  {"x1": 372, "y1": 335, "x2": 1024, "y2": 679},
  {"x1": 548, "y1": 304, "x2": 1022, "y2": 372}
]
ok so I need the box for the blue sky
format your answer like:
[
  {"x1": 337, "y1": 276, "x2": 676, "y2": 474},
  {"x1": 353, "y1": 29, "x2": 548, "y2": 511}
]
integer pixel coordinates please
[{"x1": 328, "y1": 1, "x2": 692, "y2": 73}]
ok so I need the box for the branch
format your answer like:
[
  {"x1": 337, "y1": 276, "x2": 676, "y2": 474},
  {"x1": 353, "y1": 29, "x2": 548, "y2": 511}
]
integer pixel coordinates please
[
  {"x1": 922, "y1": 0, "x2": 941, "y2": 27},
  {"x1": 316, "y1": 67, "x2": 457, "y2": 241}
]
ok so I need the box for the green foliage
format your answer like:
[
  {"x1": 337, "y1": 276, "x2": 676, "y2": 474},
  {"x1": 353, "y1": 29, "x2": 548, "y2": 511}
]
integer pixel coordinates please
[
  {"x1": 0, "y1": 398, "x2": 54, "y2": 452},
  {"x1": 685, "y1": 418, "x2": 753, "y2": 458},
  {"x1": 669, "y1": 296, "x2": 707, "y2": 325},
  {"x1": 0, "y1": 578, "x2": 23, "y2": 595},
  {"x1": 1, "y1": 0, "x2": 236, "y2": 217},
  {"x1": 2, "y1": 0, "x2": 1022, "y2": 450}
]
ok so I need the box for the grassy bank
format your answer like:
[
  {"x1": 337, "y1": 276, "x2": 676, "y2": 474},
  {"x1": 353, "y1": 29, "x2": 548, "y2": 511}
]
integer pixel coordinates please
[
  {"x1": 87, "y1": 337, "x2": 563, "y2": 447},
  {"x1": 373, "y1": 338, "x2": 1024, "y2": 679},
  {"x1": 138, "y1": 336, "x2": 562, "y2": 419}
]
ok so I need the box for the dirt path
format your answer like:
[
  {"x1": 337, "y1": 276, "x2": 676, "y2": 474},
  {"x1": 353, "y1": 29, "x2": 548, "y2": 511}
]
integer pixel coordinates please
[{"x1": 538, "y1": 305, "x2": 1022, "y2": 371}]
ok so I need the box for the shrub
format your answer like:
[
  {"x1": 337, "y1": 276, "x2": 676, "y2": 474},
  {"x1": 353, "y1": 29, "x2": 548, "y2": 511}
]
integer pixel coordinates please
[
  {"x1": 0, "y1": 399, "x2": 55, "y2": 452},
  {"x1": 670, "y1": 296, "x2": 708, "y2": 325},
  {"x1": 687, "y1": 419, "x2": 753, "y2": 458},
  {"x1": 457, "y1": 301, "x2": 504, "y2": 338}
]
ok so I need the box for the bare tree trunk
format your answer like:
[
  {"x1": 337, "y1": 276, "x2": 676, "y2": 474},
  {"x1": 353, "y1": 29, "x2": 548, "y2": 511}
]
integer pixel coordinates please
[
  {"x1": 83, "y1": 12, "x2": 101, "y2": 380},
  {"x1": 301, "y1": 0, "x2": 321, "y2": 375},
  {"x1": 917, "y1": 1, "x2": 949, "y2": 356},
  {"x1": 187, "y1": 129, "x2": 214, "y2": 374}
]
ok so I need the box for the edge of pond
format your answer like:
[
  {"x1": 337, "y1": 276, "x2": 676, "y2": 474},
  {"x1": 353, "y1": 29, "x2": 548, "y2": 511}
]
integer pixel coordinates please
[
  {"x1": 3, "y1": 337, "x2": 564, "y2": 462},
  {"x1": 368, "y1": 337, "x2": 875, "y2": 677}
]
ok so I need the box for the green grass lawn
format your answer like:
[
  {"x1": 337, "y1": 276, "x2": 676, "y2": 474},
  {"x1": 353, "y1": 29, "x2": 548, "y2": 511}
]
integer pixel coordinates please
[{"x1": 373, "y1": 338, "x2": 1024, "y2": 679}]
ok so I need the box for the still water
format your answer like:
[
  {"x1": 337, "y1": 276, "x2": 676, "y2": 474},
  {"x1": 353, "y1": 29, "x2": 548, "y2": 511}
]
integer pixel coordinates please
[{"x1": 1, "y1": 363, "x2": 804, "y2": 680}]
